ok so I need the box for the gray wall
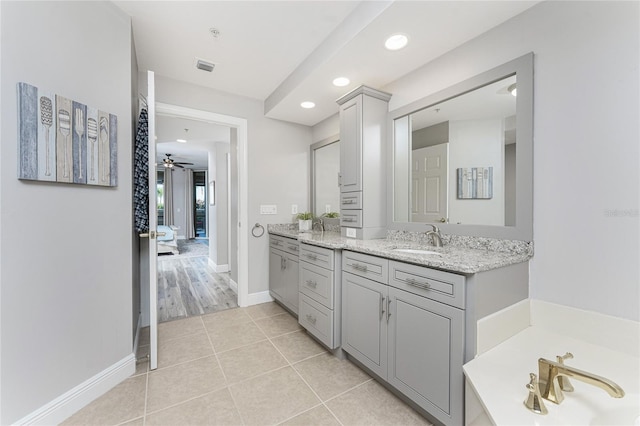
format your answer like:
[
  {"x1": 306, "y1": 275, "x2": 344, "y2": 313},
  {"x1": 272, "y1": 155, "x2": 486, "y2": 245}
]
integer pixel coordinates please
[
  {"x1": 0, "y1": 1, "x2": 133, "y2": 423},
  {"x1": 144, "y1": 74, "x2": 312, "y2": 295},
  {"x1": 412, "y1": 121, "x2": 448, "y2": 150},
  {"x1": 384, "y1": 1, "x2": 639, "y2": 321}
]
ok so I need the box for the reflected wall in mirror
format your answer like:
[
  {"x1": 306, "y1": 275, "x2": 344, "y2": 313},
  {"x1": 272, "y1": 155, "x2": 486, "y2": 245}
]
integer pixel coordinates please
[
  {"x1": 388, "y1": 53, "x2": 533, "y2": 241},
  {"x1": 310, "y1": 136, "x2": 340, "y2": 217},
  {"x1": 394, "y1": 75, "x2": 517, "y2": 226}
]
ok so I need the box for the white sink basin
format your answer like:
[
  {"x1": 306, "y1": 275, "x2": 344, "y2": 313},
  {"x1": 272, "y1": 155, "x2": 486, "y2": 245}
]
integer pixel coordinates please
[{"x1": 392, "y1": 248, "x2": 442, "y2": 256}]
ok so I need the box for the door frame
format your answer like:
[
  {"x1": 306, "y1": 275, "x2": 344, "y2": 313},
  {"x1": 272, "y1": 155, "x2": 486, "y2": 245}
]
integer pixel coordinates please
[{"x1": 155, "y1": 102, "x2": 249, "y2": 306}]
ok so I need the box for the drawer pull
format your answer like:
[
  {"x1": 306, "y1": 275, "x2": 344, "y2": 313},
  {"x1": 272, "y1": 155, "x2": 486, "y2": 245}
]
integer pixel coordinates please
[
  {"x1": 406, "y1": 277, "x2": 431, "y2": 290},
  {"x1": 272, "y1": 240, "x2": 282, "y2": 246},
  {"x1": 305, "y1": 279, "x2": 317, "y2": 289},
  {"x1": 342, "y1": 199, "x2": 356, "y2": 204},
  {"x1": 289, "y1": 245, "x2": 298, "y2": 251},
  {"x1": 343, "y1": 218, "x2": 356, "y2": 222},
  {"x1": 306, "y1": 314, "x2": 317, "y2": 324},
  {"x1": 351, "y1": 263, "x2": 368, "y2": 272},
  {"x1": 305, "y1": 253, "x2": 318, "y2": 261}
]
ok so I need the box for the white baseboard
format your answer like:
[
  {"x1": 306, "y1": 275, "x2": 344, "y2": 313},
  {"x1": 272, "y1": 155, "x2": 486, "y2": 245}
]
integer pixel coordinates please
[
  {"x1": 229, "y1": 278, "x2": 238, "y2": 293},
  {"x1": 245, "y1": 290, "x2": 274, "y2": 306},
  {"x1": 207, "y1": 258, "x2": 230, "y2": 274},
  {"x1": 15, "y1": 354, "x2": 136, "y2": 426}
]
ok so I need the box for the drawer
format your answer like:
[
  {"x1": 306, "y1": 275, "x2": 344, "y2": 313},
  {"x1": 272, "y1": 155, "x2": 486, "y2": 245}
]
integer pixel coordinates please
[
  {"x1": 340, "y1": 210, "x2": 362, "y2": 228},
  {"x1": 270, "y1": 235, "x2": 299, "y2": 256},
  {"x1": 340, "y1": 192, "x2": 362, "y2": 209},
  {"x1": 300, "y1": 243, "x2": 334, "y2": 270},
  {"x1": 389, "y1": 260, "x2": 465, "y2": 309},
  {"x1": 342, "y1": 251, "x2": 389, "y2": 284},
  {"x1": 299, "y1": 294, "x2": 335, "y2": 348},
  {"x1": 300, "y1": 261, "x2": 333, "y2": 309}
]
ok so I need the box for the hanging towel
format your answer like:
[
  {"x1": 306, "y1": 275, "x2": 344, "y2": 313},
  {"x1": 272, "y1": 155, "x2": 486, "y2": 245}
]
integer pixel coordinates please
[{"x1": 133, "y1": 108, "x2": 149, "y2": 233}]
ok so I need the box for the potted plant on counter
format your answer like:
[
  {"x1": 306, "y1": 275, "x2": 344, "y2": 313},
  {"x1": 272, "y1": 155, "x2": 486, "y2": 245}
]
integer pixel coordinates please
[{"x1": 296, "y1": 212, "x2": 313, "y2": 232}]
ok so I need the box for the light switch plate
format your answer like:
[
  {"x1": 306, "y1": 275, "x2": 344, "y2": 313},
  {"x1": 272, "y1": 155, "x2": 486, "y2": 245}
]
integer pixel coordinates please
[
  {"x1": 291, "y1": 204, "x2": 298, "y2": 214},
  {"x1": 260, "y1": 205, "x2": 277, "y2": 215},
  {"x1": 346, "y1": 228, "x2": 357, "y2": 238}
]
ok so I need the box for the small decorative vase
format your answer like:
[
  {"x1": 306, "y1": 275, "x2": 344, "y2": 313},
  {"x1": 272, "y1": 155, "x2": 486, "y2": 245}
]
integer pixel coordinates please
[{"x1": 299, "y1": 219, "x2": 312, "y2": 232}]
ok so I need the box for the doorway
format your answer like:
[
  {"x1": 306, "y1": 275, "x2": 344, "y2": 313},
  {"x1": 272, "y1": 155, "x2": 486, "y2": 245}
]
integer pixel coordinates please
[{"x1": 155, "y1": 102, "x2": 249, "y2": 307}]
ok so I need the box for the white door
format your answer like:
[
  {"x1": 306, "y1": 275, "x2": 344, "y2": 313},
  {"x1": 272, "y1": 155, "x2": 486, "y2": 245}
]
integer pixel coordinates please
[
  {"x1": 146, "y1": 71, "x2": 158, "y2": 370},
  {"x1": 411, "y1": 143, "x2": 448, "y2": 223}
]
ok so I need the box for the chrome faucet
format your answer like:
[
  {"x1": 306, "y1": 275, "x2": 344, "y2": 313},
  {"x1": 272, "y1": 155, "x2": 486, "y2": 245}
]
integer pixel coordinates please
[
  {"x1": 425, "y1": 224, "x2": 443, "y2": 247},
  {"x1": 312, "y1": 218, "x2": 324, "y2": 233},
  {"x1": 537, "y1": 356, "x2": 625, "y2": 404}
]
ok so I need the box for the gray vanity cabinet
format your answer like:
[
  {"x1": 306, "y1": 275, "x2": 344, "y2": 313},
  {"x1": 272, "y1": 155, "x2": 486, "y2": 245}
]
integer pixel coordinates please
[
  {"x1": 342, "y1": 272, "x2": 388, "y2": 378},
  {"x1": 341, "y1": 251, "x2": 465, "y2": 426},
  {"x1": 388, "y1": 286, "x2": 464, "y2": 426},
  {"x1": 298, "y1": 243, "x2": 342, "y2": 349},
  {"x1": 269, "y1": 235, "x2": 299, "y2": 315}
]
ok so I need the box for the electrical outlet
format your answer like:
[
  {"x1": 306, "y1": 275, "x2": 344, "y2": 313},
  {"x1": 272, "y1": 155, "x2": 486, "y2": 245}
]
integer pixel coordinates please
[
  {"x1": 325, "y1": 204, "x2": 331, "y2": 213},
  {"x1": 346, "y1": 228, "x2": 357, "y2": 238},
  {"x1": 291, "y1": 204, "x2": 298, "y2": 214}
]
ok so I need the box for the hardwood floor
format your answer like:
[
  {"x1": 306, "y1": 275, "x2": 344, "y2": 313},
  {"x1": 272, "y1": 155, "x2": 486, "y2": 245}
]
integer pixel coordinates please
[{"x1": 157, "y1": 255, "x2": 238, "y2": 323}]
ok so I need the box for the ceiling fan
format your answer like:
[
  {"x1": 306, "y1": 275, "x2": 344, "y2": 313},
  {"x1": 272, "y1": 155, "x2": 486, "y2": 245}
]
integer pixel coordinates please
[{"x1": 161, "y1": 153, "x2": 193, "y2": 169}]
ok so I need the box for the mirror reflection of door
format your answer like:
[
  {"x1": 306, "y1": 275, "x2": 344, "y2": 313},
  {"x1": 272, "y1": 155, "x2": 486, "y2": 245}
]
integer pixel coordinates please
[{"x1": 412, "y1": 143, "x2": 448, "y2": 223}]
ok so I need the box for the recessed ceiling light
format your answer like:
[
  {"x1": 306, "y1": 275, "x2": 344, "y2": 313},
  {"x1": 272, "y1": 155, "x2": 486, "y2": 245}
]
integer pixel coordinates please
[
  {"x1": 300, "y1": 101, "x2": 316, "y2": 109},
  {"x1": 385, "y1": 34, "x2": 409, "y2": 51},
  {"x1": 176, "y1": 139, "x2": 187, "y2": 143},
  {"x1": 333, "y1": 77, "x2": 350, "y2": 87}
]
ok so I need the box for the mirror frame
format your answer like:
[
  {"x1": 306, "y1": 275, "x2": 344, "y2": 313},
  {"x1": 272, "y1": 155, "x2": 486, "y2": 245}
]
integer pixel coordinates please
[
  {"x1": 387, "y1": 52, "x2": 533, "y2": 241},
  {"x1": 310, "y1": 134, "x2": 340, "y2": 217}
]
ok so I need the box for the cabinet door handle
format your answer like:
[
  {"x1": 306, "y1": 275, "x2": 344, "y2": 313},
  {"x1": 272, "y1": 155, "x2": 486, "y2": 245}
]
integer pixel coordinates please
[
  {"x1": 351, "y1": 263, "x2": 368, "y2": 272},
  {"x1": 406, "y1": 277, "x2": 431, "y2": 290},
  {"x1": 305, "y1": 279, "x2": 317, "y2": 289},
  {"x1": 380, "y1": 295, "x2": 385, "y2": 320},
  {"x1": 306, "y1": 314, "x2": 317, "y2": 324},
  {"x1": 280, "y1": 257, "x2": 284, "y2": 270},
  {"x1": 283, "y1": 258, "x2": 287, "y2": 269},
  {"x1": 386, "y1": 298, "x2": 392, "y2": 323},
  {"x1": 338, "y1": 172, "x2": 342, "y2": 187}
]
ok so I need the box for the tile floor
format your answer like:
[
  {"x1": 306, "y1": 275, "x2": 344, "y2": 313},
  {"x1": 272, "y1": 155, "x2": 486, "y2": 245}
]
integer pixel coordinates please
[{"x1": 63, "y1": 303, "x2": 432, "y2": 426}]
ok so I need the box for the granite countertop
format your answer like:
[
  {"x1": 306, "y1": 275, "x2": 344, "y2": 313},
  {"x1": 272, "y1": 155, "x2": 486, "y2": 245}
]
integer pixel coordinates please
[{"x1": 268, "y1": 225, "x2": 533, "y2": 274}]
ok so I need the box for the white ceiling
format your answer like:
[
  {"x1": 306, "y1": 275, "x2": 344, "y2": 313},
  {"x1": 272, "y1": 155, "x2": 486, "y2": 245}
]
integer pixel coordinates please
[{"x1": 117, "y1": 0, "x2": 539, "y2": 165}]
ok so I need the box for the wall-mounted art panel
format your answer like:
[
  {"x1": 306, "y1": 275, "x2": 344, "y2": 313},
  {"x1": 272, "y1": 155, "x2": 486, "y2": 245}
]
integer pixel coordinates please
[
  {"x1": 17, "y1": 82, "x2": 117, "y2": 187},
  {"x1": 457, "y1": 167, "x2": 493, "y2": 199}
]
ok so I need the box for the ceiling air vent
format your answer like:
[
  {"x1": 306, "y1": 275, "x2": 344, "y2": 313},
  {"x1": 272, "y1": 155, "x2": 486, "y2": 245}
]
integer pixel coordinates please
[{"x1": 195, "y1": 58, "x2": 215, "y2": 72}]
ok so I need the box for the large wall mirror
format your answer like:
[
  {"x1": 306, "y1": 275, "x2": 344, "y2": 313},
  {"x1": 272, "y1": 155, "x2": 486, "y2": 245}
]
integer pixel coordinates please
[
  {"x1": 388, "y1": 53, "x2": 533, "y2": 241},
  {"x1": 310, "y1": 135, "x2": 340, "y2": 217}
]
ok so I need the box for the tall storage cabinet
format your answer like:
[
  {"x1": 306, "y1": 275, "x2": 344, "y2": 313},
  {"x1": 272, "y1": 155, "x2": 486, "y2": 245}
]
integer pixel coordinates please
[{"x1": 337, "y1": 86, "x2": 391, "y2": 240}]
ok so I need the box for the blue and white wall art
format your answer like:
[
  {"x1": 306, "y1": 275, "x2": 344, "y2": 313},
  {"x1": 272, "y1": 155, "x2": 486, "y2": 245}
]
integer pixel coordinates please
[{"x1": 17, "y1": 82, "x2": 118, "y2": 186}]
